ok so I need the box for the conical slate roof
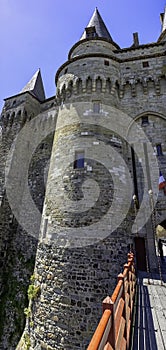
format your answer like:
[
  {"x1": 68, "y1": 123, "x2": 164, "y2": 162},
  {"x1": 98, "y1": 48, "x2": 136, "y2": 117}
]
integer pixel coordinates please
[
  {"x1": 80, "y1": 7, "x2": 113, "y2": 41},
  {"x1": 158, "y1": 7, "x2": 166, "y2": 43},
  {"x1": 20, "y1": 69, "x2": 45, "y2": 101},
  {"x1": 161, "y1": 7, "x2": 166, "y2": 33}
]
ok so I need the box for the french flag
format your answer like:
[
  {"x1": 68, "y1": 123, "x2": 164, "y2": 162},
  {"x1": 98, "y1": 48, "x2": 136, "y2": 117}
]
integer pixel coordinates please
[{"x1": 159, "y1": 171, "x2": 166, "y2": 190}]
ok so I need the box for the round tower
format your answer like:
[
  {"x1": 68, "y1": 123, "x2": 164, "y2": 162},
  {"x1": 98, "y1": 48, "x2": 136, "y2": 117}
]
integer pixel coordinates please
[{"x1": 27, "y1": 9, "x2": 135, "y2": 350}]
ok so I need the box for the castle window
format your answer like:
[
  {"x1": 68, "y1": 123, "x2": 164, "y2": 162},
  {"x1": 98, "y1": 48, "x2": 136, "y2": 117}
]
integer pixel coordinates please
[
  {"x1": 40, "y1": 143, "x2": 45, "y2": 150},
  {"x1": 64, "y1": 68, "x2": 68, "y2": 74},
  {"x1": 93, "y1": 101, "x2": 100, "y2": 113},
  {"x1": 85, "y1": 26, "x2": 98, "y2": 38},
  {"x1": 74, "y1": 150, "x2": 85, "y2": 169},
  {"x1": 156, "y1": 144, "x2": 163, "y2": 156},
  {"x1": 142, "y1": 61, "x2": 149, "y2": 68},
  {"x1": 12, "y1": 100, "x2": 16, "y2": 106},
  {"x1": 43, "y1": 218, "x2": 48, "y2": 239},
  {"x1": 104, "y1": 60, "x2": 109, "y2": 66},
  {"x1": 141, "y1": 116, "x2": 149, "y2": 126}
]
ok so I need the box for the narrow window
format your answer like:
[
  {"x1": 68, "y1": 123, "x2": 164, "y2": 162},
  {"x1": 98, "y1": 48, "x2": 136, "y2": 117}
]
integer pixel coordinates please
[
  {"x1": 141, "y1": 116, "x2": 149, "y2": 126},
  {"x1": 156, "y1": 144, "x2": 163, "y2": 156},
  {"x1": 142, "y1": 61, "x2": 149, "y2": 68},
  {"x1": 104, "y1": 60, "x2": 109, "y2": 66},
  {"x1": 74, "y1": 151, "x2": 85, "y2": 169},
  {"x1": 43, "y1": 218, "x2": 48, "y2": 239},
  {"x1": 131, "y1": 146, "x2": 139, "y2": 205},
  {"x1": 93, "y1": 101, "x2": 100, "y2": 113},
  {"x1": 64, "y1": 68, "x2": 68, "y2": 74}
]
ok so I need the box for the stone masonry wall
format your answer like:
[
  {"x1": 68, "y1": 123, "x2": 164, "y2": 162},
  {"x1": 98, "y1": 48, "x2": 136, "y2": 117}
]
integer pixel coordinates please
[
  {"x1": 0, "y1": 95, "x2": 56, "y2": 349},
  {"x1": 29, "y1": 236, "x2": 132, "y2": 350}
]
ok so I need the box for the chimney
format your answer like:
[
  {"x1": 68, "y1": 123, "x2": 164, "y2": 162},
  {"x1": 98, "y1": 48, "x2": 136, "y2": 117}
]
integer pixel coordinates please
[{"x1": 133, "y1": 32, "x2": 139, "y2": 47}]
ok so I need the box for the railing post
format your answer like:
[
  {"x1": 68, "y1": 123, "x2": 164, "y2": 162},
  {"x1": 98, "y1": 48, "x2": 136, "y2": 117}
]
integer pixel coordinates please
[
  {"x1": 128, "y1": 255, "x2": 135, "y2": 312},
  {"x1": 118, "y1": 272, "x2": 128, "y2": 346},
  {"x1": 103, "y1": 296, "x2": 116, "y2": 349}
]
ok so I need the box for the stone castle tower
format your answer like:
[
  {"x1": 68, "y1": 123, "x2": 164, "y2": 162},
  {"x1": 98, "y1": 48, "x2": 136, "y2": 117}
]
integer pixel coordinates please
[{"x1": 0, "y1": 7, "x2": 166, "y2": 350}]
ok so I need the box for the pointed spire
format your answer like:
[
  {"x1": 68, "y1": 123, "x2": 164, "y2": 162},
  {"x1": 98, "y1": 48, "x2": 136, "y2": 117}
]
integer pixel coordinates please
[
  {"x1": 20, "y1": 69, "x2": 45, "y2": 101},
  {"x1": 80, "y1": 8, "x2": 113, "y2": 41},
  {"x1": 160, "y1": 7, "x2": 166, "y2": 33}
]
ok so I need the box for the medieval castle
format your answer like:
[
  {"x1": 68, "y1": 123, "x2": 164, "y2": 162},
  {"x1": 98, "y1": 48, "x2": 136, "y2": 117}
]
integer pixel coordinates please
[{"x1": 0, "y1": 6, "x2": 166, "y2": 350}]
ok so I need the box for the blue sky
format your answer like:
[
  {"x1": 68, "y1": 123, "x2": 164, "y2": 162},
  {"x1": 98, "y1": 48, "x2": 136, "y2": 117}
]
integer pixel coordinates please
[{"x1": 0, "y1": 0, "x2": 165, "y2": 111}]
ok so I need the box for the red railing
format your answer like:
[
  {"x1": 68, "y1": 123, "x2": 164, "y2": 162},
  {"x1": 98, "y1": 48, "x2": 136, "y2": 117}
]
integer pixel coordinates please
[{"x1": 87, "y1": 253, "x2": 136, "y2": 350}]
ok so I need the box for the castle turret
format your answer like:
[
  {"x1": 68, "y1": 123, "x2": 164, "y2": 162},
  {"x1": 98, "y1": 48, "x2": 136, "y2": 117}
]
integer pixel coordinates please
[
  {"x1": 24, "y1": 9, "x2": 134, "y2": 350},
  {"x1": 56, "y1": 8, "x2": 120, "y2": 111},
  {"x1": 1, "y1": 69, "x2": 45, "y2": 135},
  {"x1": 0, "y1": 69, "x2": 51, "y2": 349}
]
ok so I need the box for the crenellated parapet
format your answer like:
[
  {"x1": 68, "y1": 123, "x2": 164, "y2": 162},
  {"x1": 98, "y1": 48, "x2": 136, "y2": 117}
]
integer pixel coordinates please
[
  {"x1": 121, "y1": 73, "x2": 166, "y2": 98},
  {"x1": 56, "y1": 70, "x2": 166, "y2": 104},
  {"x1": 56, "y1": 74, "x2": 119, "y2": 99}
]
